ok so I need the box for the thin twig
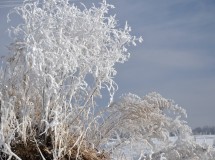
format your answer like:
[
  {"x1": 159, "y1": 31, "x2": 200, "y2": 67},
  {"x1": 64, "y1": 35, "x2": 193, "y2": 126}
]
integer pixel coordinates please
[{"x1": 34, "y1": 137, "x2": 47, "y2": 160}]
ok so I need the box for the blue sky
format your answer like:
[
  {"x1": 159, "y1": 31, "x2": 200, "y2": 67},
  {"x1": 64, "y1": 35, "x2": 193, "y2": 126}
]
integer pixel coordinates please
[
  {"x1": 111, "y1": 0, "x2": 215, "y2": 128},
  {"x1": 0, "y1": 0, "x2": 215, "y2": 128}
]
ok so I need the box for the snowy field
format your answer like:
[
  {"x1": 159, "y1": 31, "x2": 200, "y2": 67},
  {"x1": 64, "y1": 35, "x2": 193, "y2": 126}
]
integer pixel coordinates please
[
  {"x1": 193, "y1": 135, "x2": 215, "y2": 146},
  {"x1": 110, "y1": 135, "x2": 215, "y2": 159}
]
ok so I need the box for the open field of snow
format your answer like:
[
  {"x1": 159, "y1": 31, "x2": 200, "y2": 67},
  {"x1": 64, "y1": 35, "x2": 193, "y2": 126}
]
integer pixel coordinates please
[
  {"x1": 168, "y1": 135, "x2": 215, "y2": 147},
  {"x1": 110, "y1": 135, "x2": 215, "y2": 160},
  {"x1": 194, "y1": 135, "x2": 215, "y2": 146}
]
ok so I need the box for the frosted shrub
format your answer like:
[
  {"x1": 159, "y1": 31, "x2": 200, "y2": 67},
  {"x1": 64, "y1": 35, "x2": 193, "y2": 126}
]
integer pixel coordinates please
[
  {"x1": 0, "y1": 0, "x2": 141, "y2": 159},
  {"x1": 102, "y1": 93, "x2": 215, "y2": 160},
  {"x1": 100, "y1": 93, "x2": 190, "y2": 159}
]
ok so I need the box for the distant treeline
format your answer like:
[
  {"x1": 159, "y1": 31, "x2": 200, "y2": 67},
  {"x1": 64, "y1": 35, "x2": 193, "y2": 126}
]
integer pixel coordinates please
[{"x1": 193, "y1": 126, "x2": 215, "y2": 135}]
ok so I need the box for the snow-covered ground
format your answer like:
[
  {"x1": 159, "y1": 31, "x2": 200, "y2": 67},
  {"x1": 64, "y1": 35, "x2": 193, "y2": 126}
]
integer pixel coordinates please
[
  {"x1": 110, "y1": 135, "x2": 215, "y2": 159},
  {"x1": 193, "y1": 135, "x2": 215, "y2": 146},
  {"x1": 168, "y1": 135, "x2": 215, "y2": 146}
]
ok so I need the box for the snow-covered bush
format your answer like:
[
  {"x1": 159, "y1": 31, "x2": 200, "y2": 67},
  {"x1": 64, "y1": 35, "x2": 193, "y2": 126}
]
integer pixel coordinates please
[
  {"x1": 0, "y1": 0, "x2": 214, "y2": 159},
  {"x1": 101, "y1": 93, "x2": 215, "y2": 160},
  {"x1": 0, "y1": 0, "x2": 141, "y2": 159}
]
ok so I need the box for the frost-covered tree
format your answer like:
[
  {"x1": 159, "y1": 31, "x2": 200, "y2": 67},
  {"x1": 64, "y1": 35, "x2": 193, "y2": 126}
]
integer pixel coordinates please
[{"x1": 0, "y1": 0, "x2": 214, "y2": 160}]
